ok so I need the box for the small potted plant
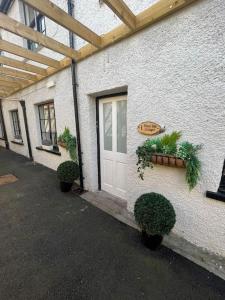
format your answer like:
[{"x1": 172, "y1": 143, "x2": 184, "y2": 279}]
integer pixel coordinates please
[
  {"x1": 57, "y1": 160, "x2": 79, "y2": 192},
  {"x1": 134, "y1": 193, "x2": 176, "y2": 250},
  {"x1": 58, "y1": 128, "x2": 77, "y2": 161}
]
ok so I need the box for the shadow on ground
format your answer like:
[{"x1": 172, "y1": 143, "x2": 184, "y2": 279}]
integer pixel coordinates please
[{"x1": 0, "y1": 148, "x2": 225, "y2": 300}]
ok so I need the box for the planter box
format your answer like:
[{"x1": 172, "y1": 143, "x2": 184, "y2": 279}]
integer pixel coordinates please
[
  {"x1": 151, "y1": 154, "x2": 185, "y2": 168},
  {"x1": 58, "y1": 141, "x2": 66, "y2": 149}
]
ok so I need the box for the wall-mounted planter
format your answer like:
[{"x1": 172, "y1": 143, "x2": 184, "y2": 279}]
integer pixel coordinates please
[
  {"x1": 151, "y1": 154, "x2": 185, "y2": 168},
  {"x1": 58, "y1": 141, "x2": 66, "y2": 148}
]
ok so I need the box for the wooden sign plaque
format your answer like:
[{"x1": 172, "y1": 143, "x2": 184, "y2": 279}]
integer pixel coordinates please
[{"x1": 137, "y1": 121, "x2": 164, "y2": 136}]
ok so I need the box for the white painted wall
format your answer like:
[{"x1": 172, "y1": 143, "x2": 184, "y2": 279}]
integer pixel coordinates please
[
  {"x1": 75, "y1": 0, "x2": 225, "y2": 256},
  {"x1": 1, "y1": 0, "x2": 225, "y2": 258},
  {"x1": 2, "y1": 68, "x2": 75, "y2": 170}
]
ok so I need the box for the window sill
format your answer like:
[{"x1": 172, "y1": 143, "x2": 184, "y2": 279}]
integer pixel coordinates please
[
  {"x1": 0, "y1": 137, "x2": 5, "y2": 141},
  {"x1": 206, "y1": 191, "x2": 225, "y2": 203},
  {"x1": 11, "y1": 140, "x2": 24, "y2": 146},
  {"x1": 36, "y1": 146, "x2": 61, "y2": 156}
]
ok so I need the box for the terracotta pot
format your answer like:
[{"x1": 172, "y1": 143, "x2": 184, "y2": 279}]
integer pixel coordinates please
[
  {"x1": 157, "y1": 155, "x2": 163, "y2": 165},
  {"x1": 162, "y1": 155, "x2": 169, "y2": 165},
  {"x1": 176, "y1": 158, "x2": 185, "y2": 168},
  {"x1": 58, "y1": 141, "x2": 66, "y2": 148},
  {"x1": 151, "y1": 155, "x2": 157, "y2": 164},
  {"x1": 169, "y1": 156, "x2": 176, "y2": 166}
]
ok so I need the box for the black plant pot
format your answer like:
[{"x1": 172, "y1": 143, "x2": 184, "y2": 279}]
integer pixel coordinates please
[
  {"x1": 141, "y1": 231, "x2": 163, "y2": 250},
  {"x1": 60, "y1": 181, "x2": 73, "y2": 192}
]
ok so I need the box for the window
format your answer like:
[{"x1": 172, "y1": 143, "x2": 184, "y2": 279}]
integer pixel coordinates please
[
  {"x1": 38, "y1": 102, "x2": 57, "y2": 146},
  {"x1": 0, "y1": 110, "x2": 4, "y2": 139},
  {"x1": 11, "y1": 110, "x2": 22, "y2": 140},
  {"x1": 23, "y1": 4, "x2": 46, "y2": 50}
]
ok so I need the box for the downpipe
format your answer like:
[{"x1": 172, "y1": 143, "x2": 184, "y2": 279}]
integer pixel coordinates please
[{"x1": 67, "y1": 0, "x2": 84, "y2": 191}]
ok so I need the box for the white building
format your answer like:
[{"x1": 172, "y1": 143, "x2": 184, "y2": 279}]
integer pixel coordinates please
[{"x1": 0, "y1": 0, "x2": 225, "y2": 278}]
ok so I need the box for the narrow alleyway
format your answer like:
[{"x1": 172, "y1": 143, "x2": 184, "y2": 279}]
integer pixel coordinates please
[{"x1": 0, "y1": 148, "x2": 224, "y2": 300}]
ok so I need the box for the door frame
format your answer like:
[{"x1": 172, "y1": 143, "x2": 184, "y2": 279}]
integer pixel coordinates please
[{"x1": 96, "y1": 92, "x2": 127, "y2": 191}]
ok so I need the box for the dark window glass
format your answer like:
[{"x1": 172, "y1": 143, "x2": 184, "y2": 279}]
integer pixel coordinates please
[
  {"x1": 38, "y1": 102, "x2": 57, "y2": 146},
  {"x1": 0, "y1": 111, "x2": 4, "y2": 138},
  {"x1": 11, "y1": 110, "x2": 22, "y2": 140},
  {"x1": 23, "y1": 4, "x2": 46, "y2": 50}
]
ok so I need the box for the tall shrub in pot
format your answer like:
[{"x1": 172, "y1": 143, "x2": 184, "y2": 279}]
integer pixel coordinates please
[
  {"x1": 57, "y1": 161, "x2": 79, "y2": 192},
  {"x1": 134, "y1": 193, "x2": 176, "y2": 250}
]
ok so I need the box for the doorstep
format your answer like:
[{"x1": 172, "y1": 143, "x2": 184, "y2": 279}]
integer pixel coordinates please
[
  {"x1": 81, "y1": 190, "x2": 225, "y2": 281},
  {"x1": 81, "y1": 190, "x2": 138, "y2": 230}
]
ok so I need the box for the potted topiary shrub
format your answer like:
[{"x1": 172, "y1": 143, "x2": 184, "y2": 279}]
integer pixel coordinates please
[
  {"x1": 57, "y1": 161, "x2": 79, "y2": 192},
  {"x1": 134, "y1": 193, "x2": 176, "y2": 250}
]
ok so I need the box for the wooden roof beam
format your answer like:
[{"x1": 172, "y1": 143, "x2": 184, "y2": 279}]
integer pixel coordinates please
[
  {"x1": 0, "y1": 66, "x2": 40, "y2": 81},
  {"x1": 0, "y1": 40, "x2": 61, "y2": 69},
  {"x1": 0, "y1": 12, "x2": 80, "y2": 60},
  {"x1": 23, "y1": 0, "x2": 102, "y2": 48},
  {"x1": 0, "y1": 74, "x2": 32, "y2": 87},
  {"x1": 0, "y1": 79, "x2": 21, "y2": 88},
  {"x1": 0, "y1": 55, "x2": 47, "y2": 76},
  {"x1": 103, "y1": 0, "x2": 136, "y2": 30}
]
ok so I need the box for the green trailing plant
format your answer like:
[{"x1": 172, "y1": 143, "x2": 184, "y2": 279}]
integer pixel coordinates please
[
  {"x1": 136, "y1": 131, "x2": 202, "y2": 190},
  {"x1": 134, "y1": 193, "x2": 176, "y2": 236},
  {"x1": 58, "y1": 127, "x2": 77, "y2": 161},
  {"x1": 177, "y1": 142, "x2": 202, "y2": 190},
  {"x1": 57, "y1": 161, "x2": 79, "y2": 183}
]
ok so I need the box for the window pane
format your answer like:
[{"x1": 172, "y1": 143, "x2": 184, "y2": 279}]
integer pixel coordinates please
[
  {"x1": 117, "y1": 100, "x2": 127, "y2": 153},
  {"x1": 103, "y1": 102, "x2": 112, "y2": 151},
  {"x1": 11, "y1": 110, "x2": 21, "y2": 139},
  {"x1": 38, "y1": 102, "x2": 57, "y2": 146}
]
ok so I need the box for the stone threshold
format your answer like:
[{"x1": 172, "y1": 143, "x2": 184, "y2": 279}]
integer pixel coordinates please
[{"x1": 81, "y1": 190, "x2": 225, "y2": 281}]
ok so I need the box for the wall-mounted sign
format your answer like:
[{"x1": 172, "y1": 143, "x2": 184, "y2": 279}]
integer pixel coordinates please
[{"x1": 137, "y1": 121, "x2": 165, "y2": 136}]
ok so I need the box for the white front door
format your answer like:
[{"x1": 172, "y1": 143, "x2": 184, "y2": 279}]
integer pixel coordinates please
[{"x1": 99, "y1": 96, "x2": 127, "y2": 200}]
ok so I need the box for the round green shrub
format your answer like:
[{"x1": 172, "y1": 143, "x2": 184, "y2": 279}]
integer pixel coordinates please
[
  {"x1": 57, "y1": 161, "x2": 79, "y2": 183},
  {"x1": 134, "y1": 193, "x2": 176, "y2": 236}
]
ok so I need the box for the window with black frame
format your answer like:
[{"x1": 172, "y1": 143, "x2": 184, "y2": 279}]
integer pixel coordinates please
[
  {"x1": 38, "y1": 102, "x2": 57, "y2": 146},
  {"x1": 23, "y1": 4, "x2": 46, "y2": 51},
  {"x1": 0, "y1": 111, "x2": 4, "y2": 139},
  {"x1": 11, "y1": 110, "x2": 22, "y2": 140}
]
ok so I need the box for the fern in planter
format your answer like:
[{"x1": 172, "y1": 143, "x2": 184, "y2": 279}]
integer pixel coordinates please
[
  {"x1": 58, "y1": 127, "x2": 77, "y2": 161},
  {"x1": 136, "y1": 131, "x2": 202, "y2": 190},
  {"x1": 177, "y1": 142, "x2": 202, "y2": 190}
]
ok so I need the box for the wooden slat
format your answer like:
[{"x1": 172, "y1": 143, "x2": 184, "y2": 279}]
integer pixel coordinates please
[
  {"x1": 6, "y1": 0, "x2": 197, "y2": 97},
  {"x1": 0, "y1": 40, "x2": 61, "y2": 68},
  {"x1": 0, "y1": 74, "x2": 31, "y2": 86},
  {"x1": 0, "y1": 55, "x2": 47, "y2": 76},
  {"x1": 0, "y1": 66, "x2": 40, "y2": 81},
  {"x1": 103, "y1": 0, "x2": 136, "y2": 29},
  {"x1": 78, "y1": 0, "x2": 197, "y2": 60},
  {"x1": 0, "y1": 80, "x2": 21, "y2": 88},
  {"x1": 0, "y1": 87, "x2": 17, "y2": 94},
  {"x1": 23, "y1": 0, "x2": 102, "y2": 48},
  {"x1": 0, "y1": 12, "x2": 80, "y2": 60}
]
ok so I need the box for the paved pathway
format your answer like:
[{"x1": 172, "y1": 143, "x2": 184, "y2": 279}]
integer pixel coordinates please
[{"x1": 0, "y1": 148, "x2": 225, "y2": 300}]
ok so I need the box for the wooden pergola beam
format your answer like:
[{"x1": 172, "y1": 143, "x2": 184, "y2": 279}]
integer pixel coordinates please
[
  {"x1": 0, "y1": 66, "x2": 40, "y2": 82},
  {"x1": 0, "y1": 40, "x2": 61, "y2": 69},
  {"x1": 23, "y1": 0, "x2": 102, "y2": 48},
  {"x1": 0, "y1": 55, "x2": 47, "y2": 76},
  {"x1": 6, "y1": 0, "x2": 197, "y2": 97},
  {"x1": 78, "y1": 0, "x2": 197, "y2": 60},
  {"x1": 0, "y1": 79, "x2": 21, "y2": 88},
  {"x1": 103, "y1": 0, "x2": 136, "y2": 29},
  {"x1": 0, "y1": 74, "x2": 32, "y2": 86},
  {"x1": 0, "y1": 12, "x2": 80, "y2": 60}
]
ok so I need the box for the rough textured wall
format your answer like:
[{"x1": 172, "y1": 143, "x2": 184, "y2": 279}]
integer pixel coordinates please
[
  {"x1": 75, "y1": 0, "x2": 225, "y2": 256},
  {"x1": 1, "y1": 98, "x2": 29, "y2": 157},
  {"x1": 1, "y1": 0, "x2": 225, "y2": 257},
  {"x1": 2, "y1": 68, "x2": 76, "y2": 170}
]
